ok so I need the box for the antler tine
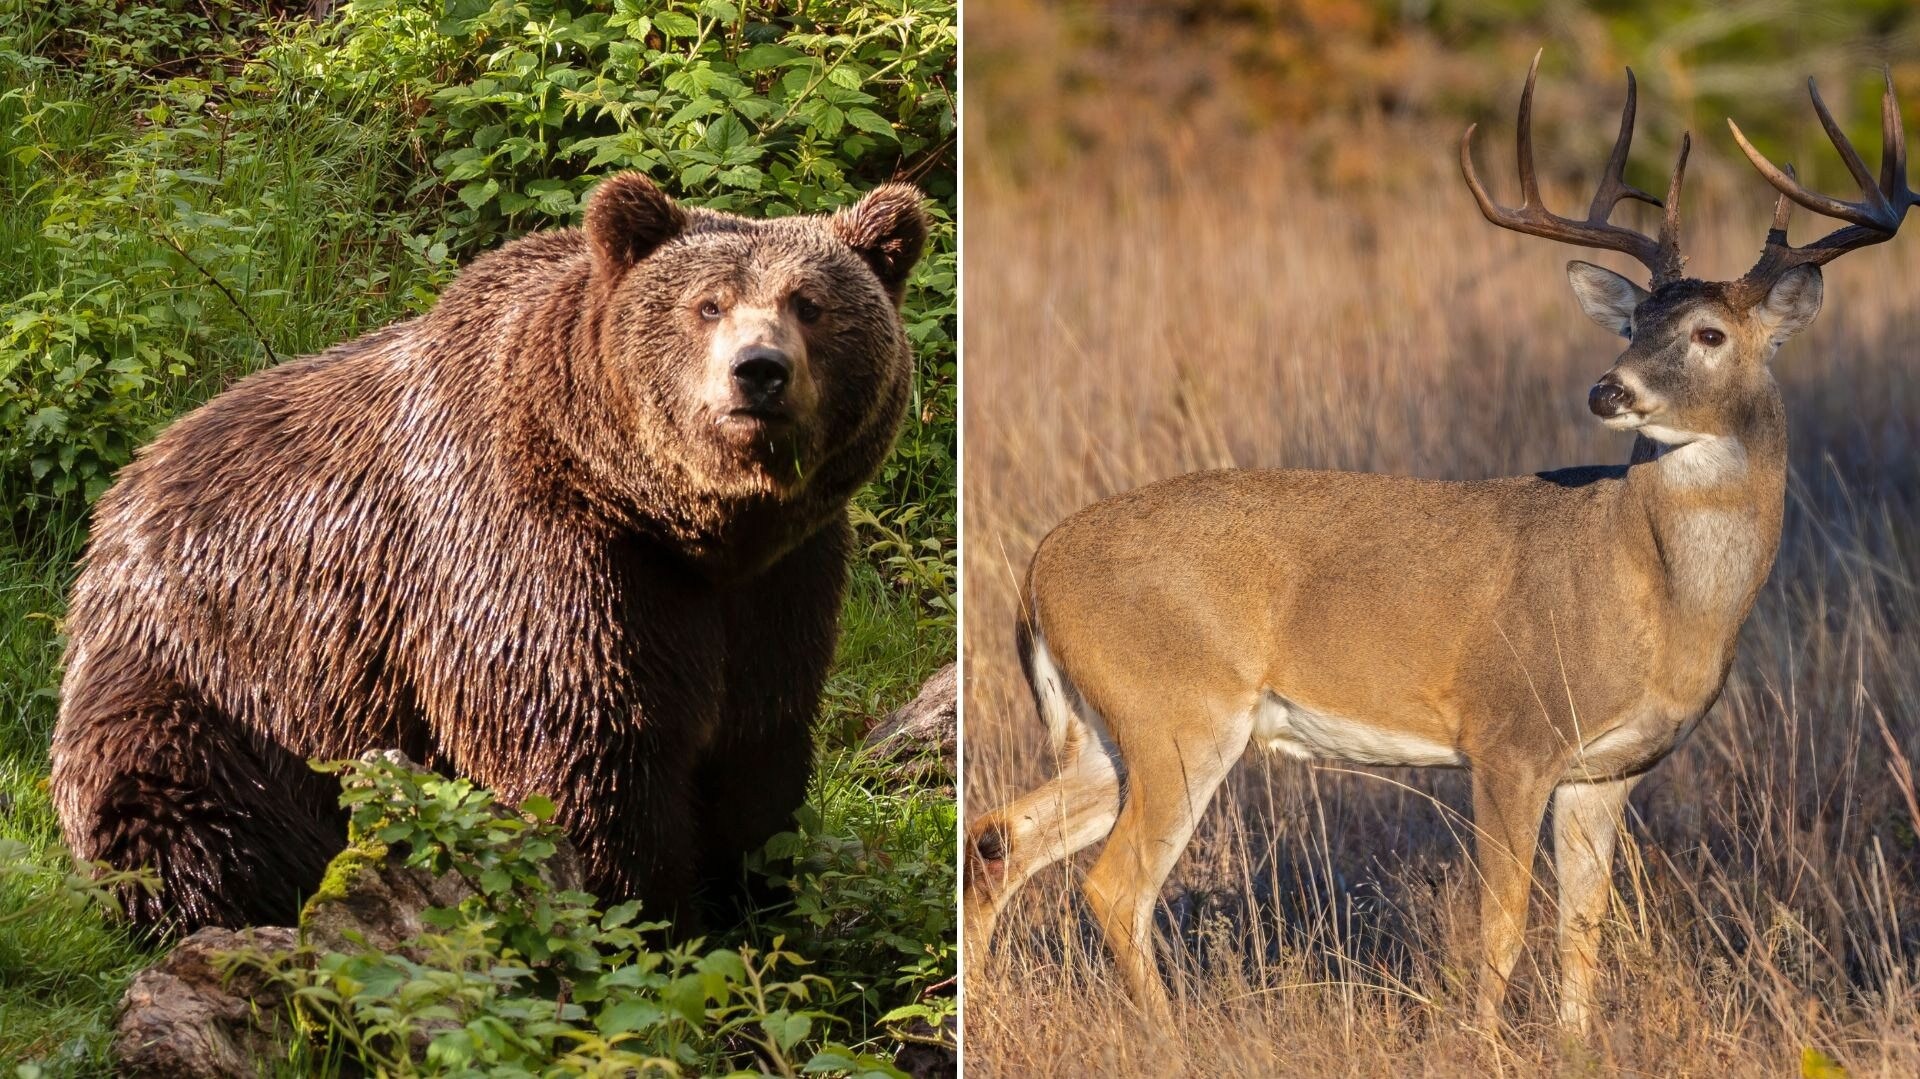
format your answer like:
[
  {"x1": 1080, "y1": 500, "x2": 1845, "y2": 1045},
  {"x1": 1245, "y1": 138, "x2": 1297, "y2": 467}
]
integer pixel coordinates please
[
  {"x1": 1587, "y1": 67, "x2": 1664, "y2": 222},
  {"x1": 1880, "y1": 66, "x2": 1914, "y2": 209},
  {"x1": 1730, "y1": 73, "x2": 1913, "y2": 230},
  {"x1": 1734, "y1": 69, "x2": 1915, "y2": 296},
  {"x1": 1516, "y1": 49, "x2": 1544, "y2": 210},
  {"x1": 1460, "y1": 55, "x2": 1686, "y2": 286},
  {"x1": 1741, "y1": 163, "x2": 1830, "y2": 293},
  {"x1": 1459, "y1": 121, "x2": 1507, "y2": 225},
  {"x1": 1809, "y1": 76, "x2": 1887, "y2": 209},
  {"x1": 1657, "y1": 132, "x2": 1690, "y2": 276}
]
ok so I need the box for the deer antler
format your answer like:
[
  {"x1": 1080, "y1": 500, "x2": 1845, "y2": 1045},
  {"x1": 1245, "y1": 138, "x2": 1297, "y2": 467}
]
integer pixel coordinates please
[
  {"x1": 1730, "y1": 68, "x2": 1915, "y2": 295},
  {"x1": 1461, "y1": 51, "x2": 1692, "y2": 286}
]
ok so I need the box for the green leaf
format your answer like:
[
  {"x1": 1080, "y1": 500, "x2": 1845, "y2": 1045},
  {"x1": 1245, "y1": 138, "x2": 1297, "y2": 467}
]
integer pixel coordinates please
[
  {"x1": 601, "y1": 900, "x2": 643, "y2": 928},
  {"x1": 763, "y1": 1011, "x2": 810, "y2": 1051},
  {"x1": 653, "y1": 11, "x2": 699, "y2": 37},
  {"x1": 661, "y1": 976, "x2": 708, "y2": 1025},
  {"x1": 458, "y1": 178, "x2": 501, "y2": 210},
  {"x1": 439, "y1": 0, "x2": 491, "y2": 36},
  {"x1": 598, "y1": 997, "x2": 664, "y2": 1035},
  {"x1": 877, "y1": 1003, "x2": 932, "y2": 1024},
  {"x1": 737, "y1": 44, "x2": 798, "y2": 72},
  {"x1": 25, "y1": 406, "x2": 69, "y2": 435},
  {"x1": 717, "y1": 165, "x2": 764, "y2": 190},
  {"x1": 705, "y1": 113, "x2": 750, "y2": 154},
  {"x1": 846, "y1": 108, "x2": 896, "y2": 139},
  {"x1": 520, "y1": 794, "x2": 557, "y2": 822}
]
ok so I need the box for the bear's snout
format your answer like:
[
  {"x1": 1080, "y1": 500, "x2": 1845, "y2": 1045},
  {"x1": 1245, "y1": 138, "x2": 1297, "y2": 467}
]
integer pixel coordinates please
[{"x1": 732, "y1": 346, "x2": 793, "y2": 407}]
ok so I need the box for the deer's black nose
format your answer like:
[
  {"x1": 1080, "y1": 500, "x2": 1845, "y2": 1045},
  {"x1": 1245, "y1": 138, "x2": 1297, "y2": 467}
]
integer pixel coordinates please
[
  {"x1": 1588, "y1": 377, "x2": 1633, "y2": 418},
  {"x1": 732, "y1": 347, "x2": 791, "y2": 402}
]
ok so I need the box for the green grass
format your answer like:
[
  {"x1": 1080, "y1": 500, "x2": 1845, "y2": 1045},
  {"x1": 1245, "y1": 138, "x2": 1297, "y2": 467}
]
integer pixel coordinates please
[{"x1": 0, "y1": 512, "x2": 140, "y2": 1073}]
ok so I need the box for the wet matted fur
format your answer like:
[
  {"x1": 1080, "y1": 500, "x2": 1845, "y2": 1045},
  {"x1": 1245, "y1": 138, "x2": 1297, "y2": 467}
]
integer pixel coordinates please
[{"x1": 50, "y1": 173, "x2": 927, "y2": 934}]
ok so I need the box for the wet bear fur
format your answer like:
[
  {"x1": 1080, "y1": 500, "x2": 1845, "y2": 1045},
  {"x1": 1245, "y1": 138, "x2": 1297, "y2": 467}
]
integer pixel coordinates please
[{"x1": 49, "y1": 173, "x2": 927, "y2": 933}]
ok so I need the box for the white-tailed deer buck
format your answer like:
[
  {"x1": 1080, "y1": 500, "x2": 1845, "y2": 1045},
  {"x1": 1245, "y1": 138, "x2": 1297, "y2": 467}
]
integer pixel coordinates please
[{"x1": 964, "y1": 55, "x2": 1916, "y2": 1031}]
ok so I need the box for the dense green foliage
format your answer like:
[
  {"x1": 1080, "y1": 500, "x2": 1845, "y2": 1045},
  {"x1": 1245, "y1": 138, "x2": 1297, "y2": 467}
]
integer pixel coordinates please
[
  {"x1": 0, "y1": 1, "x2": 955, "y2": 1072},
  {"x1": 241, "y1": 753, "x2": 951, "y2": 1077}
]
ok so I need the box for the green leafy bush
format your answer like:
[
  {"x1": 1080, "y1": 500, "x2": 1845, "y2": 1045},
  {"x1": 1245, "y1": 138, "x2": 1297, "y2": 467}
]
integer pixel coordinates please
[
  {"x1": 0, "y1": 43, "x2": 443, "y2": 515},
  {"x1": 257, "y1": 754, "x2": 944, "y2": 1076},
  {"x1": 277, "y1": 0, "x2": 955, "y2": 225}
]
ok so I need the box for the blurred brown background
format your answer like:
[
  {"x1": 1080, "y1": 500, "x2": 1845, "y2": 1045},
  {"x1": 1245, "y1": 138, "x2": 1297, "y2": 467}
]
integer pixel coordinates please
[
  {"x1": 971, "y1": 0, "x2": 1920, "y2": 193},
  {"x1": 962, "y1": 2, "x2": 1920, "y2": 1075}
]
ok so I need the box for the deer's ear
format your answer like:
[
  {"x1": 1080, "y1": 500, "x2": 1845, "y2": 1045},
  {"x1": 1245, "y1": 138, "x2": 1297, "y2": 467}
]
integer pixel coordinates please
[
  {"x1": 1754, "y1": 265, "x2": 1823, "y2": 349},
  {"x1": 1566, "y1": 261, "x2": 1648, "y2": 338}
]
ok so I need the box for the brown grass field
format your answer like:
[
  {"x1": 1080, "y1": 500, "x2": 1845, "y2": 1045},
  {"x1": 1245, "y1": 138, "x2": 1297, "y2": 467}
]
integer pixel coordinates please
[{"x1": 959, "y1": 44, "x2": 1920, "y2": 1079}]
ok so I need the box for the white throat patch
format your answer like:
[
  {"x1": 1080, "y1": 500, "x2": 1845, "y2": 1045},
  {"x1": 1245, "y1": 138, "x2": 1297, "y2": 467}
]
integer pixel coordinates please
[{"x1": 1651, "y1": 434, "x2": 1747, "y2": 489}]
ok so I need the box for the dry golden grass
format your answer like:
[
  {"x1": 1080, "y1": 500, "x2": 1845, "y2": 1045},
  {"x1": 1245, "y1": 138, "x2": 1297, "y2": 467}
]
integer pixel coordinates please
[{"x1": 959, "y1": 112, "x2": 1920, "y2": 1076}]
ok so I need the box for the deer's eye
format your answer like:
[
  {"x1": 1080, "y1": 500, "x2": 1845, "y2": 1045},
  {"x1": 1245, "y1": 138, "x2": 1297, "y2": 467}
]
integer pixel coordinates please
[
  {"x1": 699, "y1": 300, "x2": 723, "y2": 321},
  {"x1": 1693, "y1": 327, "x2": 1726, "y2": 347}
]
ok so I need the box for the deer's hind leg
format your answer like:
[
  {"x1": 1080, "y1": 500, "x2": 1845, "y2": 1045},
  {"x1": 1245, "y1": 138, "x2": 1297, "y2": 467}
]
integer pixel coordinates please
[
  {"x1": 1080, "y1": 696, "x2": 1254, "y2": 1023},
  {"x1": 964, "y1": 707, "x2": 1124, "y2": 976}
]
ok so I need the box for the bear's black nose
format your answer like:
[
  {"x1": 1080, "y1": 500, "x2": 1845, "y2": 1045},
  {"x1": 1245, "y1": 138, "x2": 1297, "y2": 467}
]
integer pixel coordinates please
[
  {"x1": 732, "y1": 347, "x2": 791, "y2": 403},
  {"x1": 1588, "y1": 377, "x2": 1633, "y2": 418}
]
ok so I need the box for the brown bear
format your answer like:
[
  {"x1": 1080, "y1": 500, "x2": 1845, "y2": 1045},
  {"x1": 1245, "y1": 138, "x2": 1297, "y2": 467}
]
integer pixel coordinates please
[{"x1": 49, "y1": 173, "x2": 927, "y2": 934}]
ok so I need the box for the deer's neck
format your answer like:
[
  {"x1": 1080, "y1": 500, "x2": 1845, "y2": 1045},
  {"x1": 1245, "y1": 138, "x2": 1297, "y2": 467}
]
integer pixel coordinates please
[{"x1": 1626, "y1": 394, "x2": 1787, "y2": 630}]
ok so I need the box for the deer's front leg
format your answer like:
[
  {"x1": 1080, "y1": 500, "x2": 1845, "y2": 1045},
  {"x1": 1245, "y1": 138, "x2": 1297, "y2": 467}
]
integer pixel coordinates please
[
  {"x1": 1469, "y1": 763, "x2": 1555, "y2": 1030},
  {"x1": 1552, "y1": 776, "x2": 1639, "y2": 1030}
]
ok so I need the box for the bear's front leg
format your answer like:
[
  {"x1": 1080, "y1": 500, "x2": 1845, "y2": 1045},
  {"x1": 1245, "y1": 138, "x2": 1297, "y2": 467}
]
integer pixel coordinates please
[
  {"x1": 696, "y1": 521, "x2": 851, "y2": 915},
  {"x1": 537, "y1": 712, "x2": 715, "y2": 933},
  {"x1": 445, "y1": 548, "x2": 731, "y2": 934}
]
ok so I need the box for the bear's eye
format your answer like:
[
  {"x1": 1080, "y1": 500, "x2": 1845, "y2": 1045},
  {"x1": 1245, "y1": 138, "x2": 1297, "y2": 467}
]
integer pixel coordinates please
[
  {"x1": 1693, "y1": 327, "x2": 1725, "y2": 347},
  {"x1": 699, "y1": 300, "x2": 723, "y2": 321},
  {"x1": 794, "y1": 296, "x2": 823, "y2": 324}
]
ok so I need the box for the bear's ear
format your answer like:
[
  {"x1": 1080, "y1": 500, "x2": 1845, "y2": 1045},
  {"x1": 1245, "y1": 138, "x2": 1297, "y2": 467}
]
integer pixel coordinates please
[
  {"x1": 585, "y1": 173, "x2": 687, "y2": 275},
  {"x1": 832, "y1": 183, "x2": 928, "y2": 305}
]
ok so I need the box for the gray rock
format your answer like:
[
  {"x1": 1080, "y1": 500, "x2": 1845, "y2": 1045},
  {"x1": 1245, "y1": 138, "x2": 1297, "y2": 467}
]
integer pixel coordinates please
[
  {"x1": 862, "y1": 663, "x2": 957, "y2": 784},
  {"x1": 112, "y1": 926, "x2": 301, "y2": 1079}
]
